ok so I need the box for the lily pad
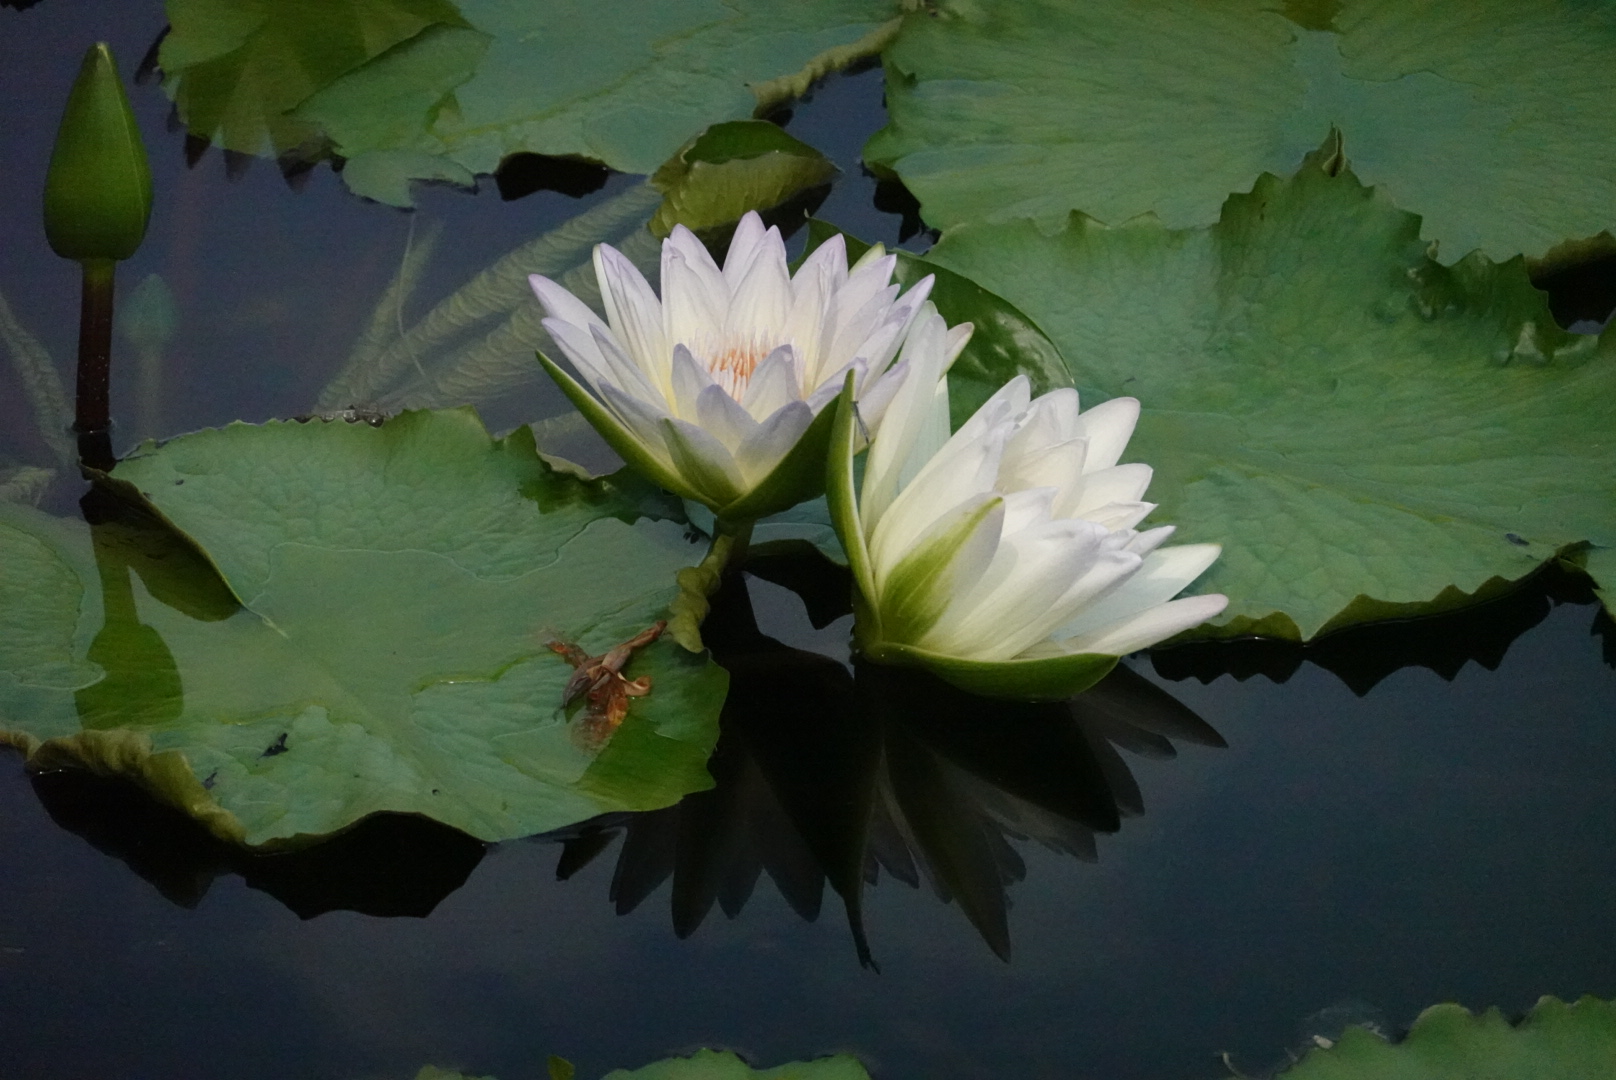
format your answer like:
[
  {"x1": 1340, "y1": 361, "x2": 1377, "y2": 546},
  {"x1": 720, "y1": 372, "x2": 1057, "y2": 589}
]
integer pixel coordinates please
[
  {"x1": 602, "y1": 1049, "x2": 871, "y2": 1080},
  {"x1": 283, "y1": 0, "x2": 900, "y2": 205},
  {"x1": 650, "y1": 120, "x2": 838, "y2": 241},
  {"x1": 924, "y1": 154, "x2": 1616, "y2": 640},
  {"x1": 867, "y1": 0, "x2": 1616, "y2": 262},
  {"x1": 1277, "y1": 995, "x2": 1616, "y2": 1079},
  {"x1": 160, "y1": 0, "x2": 471, "y2": 159},
  {"x1": 0, "y1": 410, "x2": 726, "y2": 847}
]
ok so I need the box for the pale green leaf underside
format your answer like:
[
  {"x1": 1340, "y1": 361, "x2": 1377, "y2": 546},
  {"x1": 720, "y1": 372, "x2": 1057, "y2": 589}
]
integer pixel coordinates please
[
  {"x1": 0, "y1": 411, "x2": 725, "y2": 846},
  {"x1": 926, "y1": 160, "x2": 1616, "y2": 640},
  {"x1": 1277, "y1": 996, "x2": 1616, "y2": 1079},
  {"x1": 869, "y1": 0, "x2": 1616, "y2": 262},
  {"x1": 291, "y1": 0, "x2": 898, "y2": 205}
]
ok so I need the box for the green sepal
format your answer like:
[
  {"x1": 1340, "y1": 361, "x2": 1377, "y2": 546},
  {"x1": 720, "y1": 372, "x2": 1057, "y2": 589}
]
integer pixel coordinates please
[
  {"x1": 535, "y1": 351, "x2": 701, "y2": 504},
  {"x1": 825, "y1": 374, "x2": 879, "y2": 633},
  {"x1": 44, "y1": 43, "x2": 153, "y2": 263},
  {"x1": 863, "y1": 641, "x2": 1119, "y2": 702},
  {"x1": 715, "y1": 393, "x2": 841, "y2": 525}
]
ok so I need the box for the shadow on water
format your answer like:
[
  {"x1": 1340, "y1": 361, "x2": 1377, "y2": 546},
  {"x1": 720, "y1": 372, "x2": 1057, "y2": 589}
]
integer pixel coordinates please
[
  {"x1": 539, "y1": 574, "x2": 1224, "y2": 967},
  {"x1": 1152, "y1": 557, "x2": 1614, "y2": 693},
  {"x1": 21, "y1": 503, "x2": 1610, "y2": 955}
]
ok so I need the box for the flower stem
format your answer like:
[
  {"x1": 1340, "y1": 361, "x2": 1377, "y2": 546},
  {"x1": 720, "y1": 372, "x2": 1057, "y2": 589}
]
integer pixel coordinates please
[
  {"x1": 713, "y1": 517, "x2": 754, "y2": 571},
  {"x1": 74, "y1": 256, "x2": 116, "y2": 470}
]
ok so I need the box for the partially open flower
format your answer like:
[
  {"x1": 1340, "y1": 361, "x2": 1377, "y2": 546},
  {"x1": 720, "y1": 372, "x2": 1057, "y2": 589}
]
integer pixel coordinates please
[
  {"x1": 531, "y1": 213, "x2": 968, "y2": 523},
  {"x1": 828, "y1": 357, "x2": 1228, "y2": 700}
]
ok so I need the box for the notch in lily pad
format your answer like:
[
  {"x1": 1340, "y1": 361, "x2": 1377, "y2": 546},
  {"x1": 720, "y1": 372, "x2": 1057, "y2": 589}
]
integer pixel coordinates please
[{"x1": 649, "y1": 120, "x2": 837, "y2": 250}]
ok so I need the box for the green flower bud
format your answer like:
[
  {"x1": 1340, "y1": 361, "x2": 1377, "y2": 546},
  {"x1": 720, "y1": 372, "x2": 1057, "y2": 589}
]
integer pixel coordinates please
[{"x1": 43, "y1": 43, "x2": 153, "y2": 263}]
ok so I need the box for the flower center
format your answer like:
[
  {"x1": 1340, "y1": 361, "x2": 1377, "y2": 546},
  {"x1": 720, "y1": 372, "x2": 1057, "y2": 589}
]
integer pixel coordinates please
[{"x1": 702, "y1": 336, "x2": 776, "y2": 398}]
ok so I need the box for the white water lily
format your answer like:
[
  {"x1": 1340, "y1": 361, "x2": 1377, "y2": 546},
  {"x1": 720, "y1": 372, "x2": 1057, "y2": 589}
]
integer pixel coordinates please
[
  {"x1": 530, "y1": 212, "x2": 968, "y2": 523},
  {"x1": 828, "y1": 355, "x2": 1228, "y2": 700}
]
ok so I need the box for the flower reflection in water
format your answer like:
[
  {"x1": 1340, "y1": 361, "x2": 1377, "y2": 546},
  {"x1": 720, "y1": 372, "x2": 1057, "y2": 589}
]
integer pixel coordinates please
[{"x1": 544, "y1": 575, "x2": 1224, "y2": 964}]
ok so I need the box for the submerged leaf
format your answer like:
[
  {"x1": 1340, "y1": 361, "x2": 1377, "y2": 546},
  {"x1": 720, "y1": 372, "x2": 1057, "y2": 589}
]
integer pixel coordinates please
[
  {"x1": 0, "y1": 410, "x2": 725, "y2": 846},
  {"x1": 868, "y1": 0, "x2": 1616, "y2": 262},
  {"x1": 925, "y1": 155, "x2": 1616, "y2": 640},
  {"x1": 1276, "y1": 995, "x2": 1616, "y2": 1079}
]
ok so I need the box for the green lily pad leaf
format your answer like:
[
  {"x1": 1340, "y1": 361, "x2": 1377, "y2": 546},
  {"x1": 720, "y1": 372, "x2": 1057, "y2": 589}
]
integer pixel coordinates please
[
  {"x1": 867, "y1": 0, "x2": 1616, "y2": 262},
  {"x1": 1276, "y1": 995, "x2": 1616, "y2": 1079},
  {"x1": 290, "y1": 0, "x2": 900, "y2": 205},
  {"x1": 803, "y1": 219, "x2": 1070, "y2": 428},
  {"x1": 924, "y1": 154, "x2": 1616, "y2": 640},
  {"x1": 402, "y1": 1053, "x2": 869, "y2": 1080},
  {"x1": 160, "y1": 0, "x2": 472, "y2": 159},
  {"x1": 0, "y1": 410, "x2": 726, "y2": 847},
  {"x1": 602, "y1": 1049, "x2": 872, "y2": 1080},
  {"x1": 650, "y1": 121, "x2": 838, "y2": 241}
]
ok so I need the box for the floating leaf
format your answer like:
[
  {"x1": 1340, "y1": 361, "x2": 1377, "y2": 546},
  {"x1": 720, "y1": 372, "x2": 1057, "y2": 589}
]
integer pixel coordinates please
[
  {"x1": 601, "y1": 1049, "x2": 871, "y2": 1080},
  {"x1": 650, "y1": 120, "x2": 838, "y2": 240},
  {"x1": 0, "y1": 410, "x2": 726, "y2": 847},
  {"x1": 924, "y1": 154, "x2": 1616, "y2": 640},
  {"x1": 867, "y1": 0, "x2": 1616, "y2": 262},
  {"x1": 159, "y1": 0, "x2": 471, "y2": 159},
  {"x1": 291, "y1": 0, "x2": 899, "y2": 205},
  {"x1": 1276, "y1": 996, "x2": 1616, "y2": 1079}
]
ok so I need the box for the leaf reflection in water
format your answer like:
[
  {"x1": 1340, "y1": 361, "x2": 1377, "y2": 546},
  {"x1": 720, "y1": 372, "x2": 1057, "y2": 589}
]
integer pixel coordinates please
[{"x1": 542, "y1": 574, "x2": 1224, "y2": 965}]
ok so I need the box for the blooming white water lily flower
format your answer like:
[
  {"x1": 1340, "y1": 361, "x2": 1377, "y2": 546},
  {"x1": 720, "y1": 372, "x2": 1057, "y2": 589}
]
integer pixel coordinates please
[
  {"x1": 530, "y1": 212, "x2": 969, "y2": 524},
  {"x1": 827, "y1": 355, "x2": 1229, "y2": 700}
]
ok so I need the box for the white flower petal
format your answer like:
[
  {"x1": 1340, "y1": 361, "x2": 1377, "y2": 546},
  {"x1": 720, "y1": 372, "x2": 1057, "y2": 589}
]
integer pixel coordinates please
[
  {"x1": 660, "y1": 416, "x2": 746, "y2": 507},
  {"x1": 541, "y1": 316, "x2": 614, "y2": 392},
  {"x1": 852, "y1": 358, "x2": 909, "y2": 436},
  {"x1": 1127, "y1": 525, "x2": 1177, "y2": 557},
  {"x1": 665, "y1": 224, "x2": 724, "y2": 283},
  {"x1": 999, "y1": 437, "x2": 1087, "y2": 509},
  {"x1": 870, "y1": 422, "x2": 1008, "y2": 583},
  {"x1": 1056, "y1": 593, "x2": 1230, "y2": 657},
  {"x1": 736, "y1": 400, "x2": 814, "y2": 484},
  {"x1": 670, "y1": 343, "x2": 718, "y2": 422},
  {"x1": 1051, "y1": 543, "x2": 1224, "y2": 643},
  {"x1": 695, "y1": 382, "x2": 761, "y2": 455},
  {"x1": 596, "y1": 379, "x2": 675, "y2": 463},
  {"x1": 722, "y1": 212, "x2": 773, "y2": 292},
  {"x1": 1074, "y1": 396, "x2": 1140, "y2": 471},
  {"x1": 740, "y1": 344, "x2": 803, "y2": 420},
  {"x1": 921, "y1": 518, "x2": 1109, "y2": 660},
  {"x1": 593, "y1": 244, "x2": 667, "y2": 375},
  {"x1": 1066, "y1": 463, "x2": 1154, "y2": 518},
  {"x1": 795, "y1": 232, "x2": 849, "y2": 291},
  {"x1": 662, "y1": 246, "x2": 727, "y2": 376},
  {"x1": 530, "y1": 274, "x2": 608, "y2": 336},
  {"x1": 1082, "y1": 500, "x2": 1156, "y2": 531}
]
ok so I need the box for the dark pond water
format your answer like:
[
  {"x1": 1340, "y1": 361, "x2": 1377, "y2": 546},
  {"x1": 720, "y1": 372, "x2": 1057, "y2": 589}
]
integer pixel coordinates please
[{"x1": 3, "y1": 3, "x2": 1615, "y2": 1079}]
